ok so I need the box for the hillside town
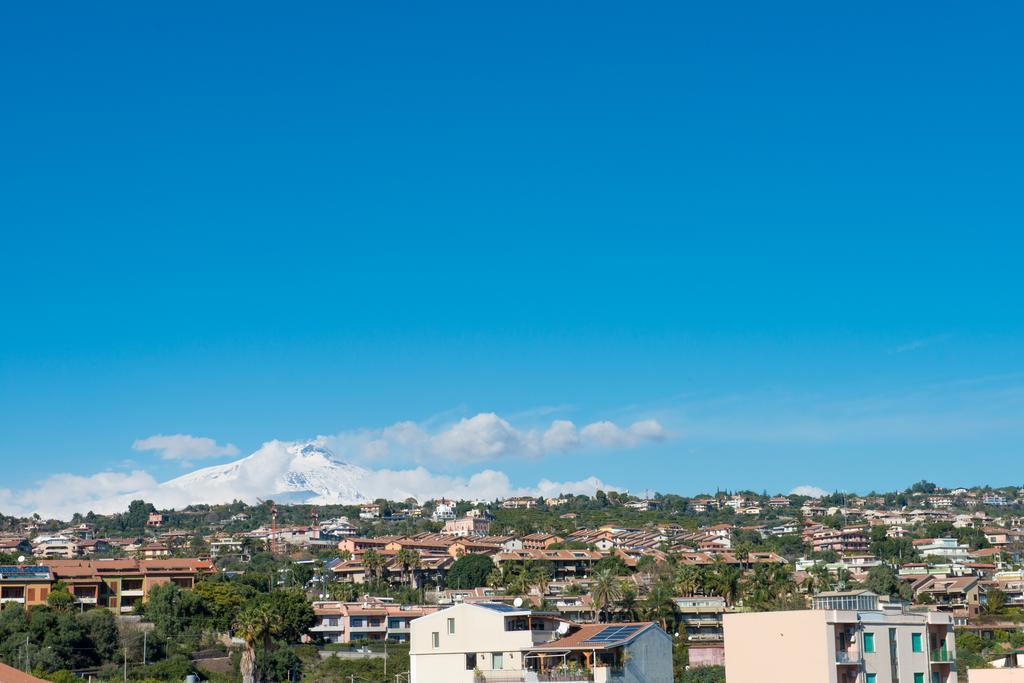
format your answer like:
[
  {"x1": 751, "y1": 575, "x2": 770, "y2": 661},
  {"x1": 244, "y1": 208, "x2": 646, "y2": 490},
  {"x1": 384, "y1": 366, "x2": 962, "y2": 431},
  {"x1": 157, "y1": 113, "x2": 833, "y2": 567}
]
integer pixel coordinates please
[{"x1": 1, "y1": 482, "x2": 1023, "y2": 681}]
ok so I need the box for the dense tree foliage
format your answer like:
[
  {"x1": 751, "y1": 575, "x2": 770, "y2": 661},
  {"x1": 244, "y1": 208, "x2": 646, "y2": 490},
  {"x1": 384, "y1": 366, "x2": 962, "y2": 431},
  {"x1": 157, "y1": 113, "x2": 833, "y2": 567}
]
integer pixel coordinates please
[{"x1": 446, "y1": 554, "x2": 495, "y2": 589}]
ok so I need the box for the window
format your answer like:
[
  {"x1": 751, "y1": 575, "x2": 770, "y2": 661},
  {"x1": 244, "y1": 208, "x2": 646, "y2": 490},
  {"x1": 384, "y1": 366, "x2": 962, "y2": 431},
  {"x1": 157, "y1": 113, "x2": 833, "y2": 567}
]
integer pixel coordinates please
[
  {"x1": 864, "y1": 632, "x2": 875, "y2": 653},
  {"x1": 492, "y1": 652, "x2": 504, "y2": 670},
  {"x1": 465, "y1": 654, "x2": 477, "y2": 670},
  {"x1": 913, "y1": 674, "x2": 924, "y2": 683},
  {"x1": 912, "y1": 633, "x2": 923, "y2": 653},
  {"x1": 431, "y1": 632, "x2": 439, "y2": 649},
  {"x1": 932, "y1": 673, "x2": 940, "y2": 683},
  {"x1": 448, "y1": 617, "x2": 455, "y2": 634},
  {"x1": 890, "y1": 628, "x2": 900, "y2": 683},
  {"x1": 866, "y1": 675, "x2": 876, "y2": 683}
]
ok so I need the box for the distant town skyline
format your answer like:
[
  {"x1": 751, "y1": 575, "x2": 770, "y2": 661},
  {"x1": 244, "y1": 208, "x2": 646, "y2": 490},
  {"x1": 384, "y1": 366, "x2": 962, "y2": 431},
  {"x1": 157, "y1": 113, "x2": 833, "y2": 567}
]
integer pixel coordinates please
[{"x1": 2, "y1": 3, "x2": 1023, "y2": 512}]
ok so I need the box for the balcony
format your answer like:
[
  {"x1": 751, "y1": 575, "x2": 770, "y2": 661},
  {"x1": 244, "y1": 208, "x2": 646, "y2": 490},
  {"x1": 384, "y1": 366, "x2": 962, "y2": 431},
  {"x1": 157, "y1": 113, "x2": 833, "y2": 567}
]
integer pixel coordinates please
[
  {"x1": 310, "y1": 624, "x2": 344, "y2": 633},
  {"x1": 349, "y1": 624, "x2": 386, "y2": 632},
  {"x1": 931, "y1": 649, "x2": 953, "y2": 663},
  {"x1": 121, "y1": 589, "x2": 144, "y2": 597},
  {"x1": 74, "y1": 596, "x2": 98, "y2": 605},
  {"x1": 835, "y1": 650, "x2": 862, "y2": 664},
  {"x1": 0, "y1": 597, "x2": 25, "y2": 604}
]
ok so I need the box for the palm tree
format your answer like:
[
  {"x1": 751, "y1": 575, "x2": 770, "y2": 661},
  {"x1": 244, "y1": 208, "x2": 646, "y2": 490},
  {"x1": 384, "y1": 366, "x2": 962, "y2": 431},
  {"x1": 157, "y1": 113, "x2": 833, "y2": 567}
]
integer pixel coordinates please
[
  {"x1": 642, "y1": 578, "x2": 677, "y2": 631},
  {"x1": 591, "y1": 567, "x2": 623, "y2": 624},
  {"x1": 396, "y1": 548, "x2": 421, "y2": 589},
  {"x1": 233, "y1": 605, "x2": 282, "y2": 683},
  {"x1": 362, "y1": 549, "x2": 386, "y2": 585},
  {"x1": 527, "y1": 563, "x2": 552, "y2": 598},
  {"x1": 809, "y1": 562, "x2": 833, "y2": 593},
  {"x1": 616, "y1": 586, "x2": 639, "y2": 622},
  {"x1": 674, "y1": 564, "x2": 701, "y2": 597},
  {"x1": 708, "y1": 557, "x2": 742, "y2": 606}
]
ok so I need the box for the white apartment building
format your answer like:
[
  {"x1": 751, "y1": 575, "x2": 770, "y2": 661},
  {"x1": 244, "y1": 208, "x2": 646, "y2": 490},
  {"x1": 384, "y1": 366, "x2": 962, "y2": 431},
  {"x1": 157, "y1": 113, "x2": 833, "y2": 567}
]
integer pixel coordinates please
[
  {"x1": 32, "y1": 535, "x2": 79, "y2": 559},
  {"x1": 410, "y1": 603, "x2": 672, "y2": 683},
  {"x1": 915, "y1": 538, "x2": 972, "y2": 564},
  {"x1": 724, "y1": 591, "x2": 956, "y2": 683}
]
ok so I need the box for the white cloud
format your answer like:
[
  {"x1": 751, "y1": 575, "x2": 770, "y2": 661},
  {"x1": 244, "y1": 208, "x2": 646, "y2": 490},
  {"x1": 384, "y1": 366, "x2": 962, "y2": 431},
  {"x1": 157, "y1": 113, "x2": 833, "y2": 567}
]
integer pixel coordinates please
[
  {"x1": 0, "y1": 470, "x2": 160, "y2": 519},
  {"x1": 580, "y1": 419, "x2": 669, "y2": 448},
  {"x1": 132, "y1": 434, "x2": 238, "y2": 461},
  {"x1": 319, "y1": 413, "x2": 670, "y2": 464},
  {"x1": 790, "y1": 485, "x2": 830, "y2": 498},
  {"x1": 542, "y1": 420, "x2": 580, "y2": 451},
  {"x1": 429, "y1": 413, "x2": 538, "y2": 463},
  {"x1": 357, "y1": 467, "x2": 618, "y2": 503}
]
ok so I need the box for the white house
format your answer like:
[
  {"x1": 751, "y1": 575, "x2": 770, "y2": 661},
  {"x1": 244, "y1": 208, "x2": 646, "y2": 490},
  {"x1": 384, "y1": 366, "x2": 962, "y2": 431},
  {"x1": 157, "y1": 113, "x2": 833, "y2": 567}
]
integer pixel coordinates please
[{"x1": 409, "y1": 602, "x2": 672, "y2": 683}]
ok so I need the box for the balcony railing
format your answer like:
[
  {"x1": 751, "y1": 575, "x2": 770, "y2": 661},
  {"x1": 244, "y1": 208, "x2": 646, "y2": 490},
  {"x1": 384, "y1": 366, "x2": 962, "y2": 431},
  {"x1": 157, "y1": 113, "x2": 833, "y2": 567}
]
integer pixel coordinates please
[
  {"x1": 835, "y1": 650, "x2": 862, "y2": 664},
  {"x1": 931, "y1": 649, "x2": 952, "y2": 663}
]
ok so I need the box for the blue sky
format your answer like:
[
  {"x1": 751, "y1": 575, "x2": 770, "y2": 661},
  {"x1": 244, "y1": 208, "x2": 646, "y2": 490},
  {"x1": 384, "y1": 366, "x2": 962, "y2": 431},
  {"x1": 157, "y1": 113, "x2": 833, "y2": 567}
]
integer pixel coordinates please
[{"x1": 1, "y1": 2, "x2": 1022, "y2": 511}]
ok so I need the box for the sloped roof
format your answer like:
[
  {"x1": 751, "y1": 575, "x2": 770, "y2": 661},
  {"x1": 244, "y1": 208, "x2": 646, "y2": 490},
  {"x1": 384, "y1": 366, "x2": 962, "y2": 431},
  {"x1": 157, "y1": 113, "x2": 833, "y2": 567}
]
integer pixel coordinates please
[{"x1": 0, "y1": 662, "x2": 50, "y2": 683}]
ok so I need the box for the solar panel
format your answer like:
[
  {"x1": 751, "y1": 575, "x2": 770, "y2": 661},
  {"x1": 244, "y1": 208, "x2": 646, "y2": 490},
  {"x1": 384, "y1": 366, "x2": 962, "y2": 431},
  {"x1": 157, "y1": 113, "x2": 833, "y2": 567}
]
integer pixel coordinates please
[
  {"x1": 479, "y1": 603, "x2": 523, "y2": 613},
  {"x1": 583, "y1": 625, "x2": 642, "y2": 644},
  {"x1": 0, "y1": 566, "x2": 51, "y2": 580}
]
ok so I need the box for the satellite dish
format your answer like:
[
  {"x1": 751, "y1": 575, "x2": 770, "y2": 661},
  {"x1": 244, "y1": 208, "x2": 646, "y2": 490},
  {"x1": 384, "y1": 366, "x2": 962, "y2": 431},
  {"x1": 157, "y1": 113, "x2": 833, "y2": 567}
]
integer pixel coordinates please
[
  {"x1": 513, "y1": 597, "x2": 523, "y2": 608},
  {"x1": 17, "y1": 556, "x2": 25, "y2": 564},
  {"x1": 556, "y1": 622, "x2": 570, "y2": 636}
]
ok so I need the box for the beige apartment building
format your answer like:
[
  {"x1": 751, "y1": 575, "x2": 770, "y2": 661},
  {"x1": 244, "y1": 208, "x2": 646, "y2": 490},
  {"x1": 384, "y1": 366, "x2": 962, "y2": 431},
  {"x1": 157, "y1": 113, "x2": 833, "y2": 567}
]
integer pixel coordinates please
[
  {"x1": 409, "y1": 602, "x2": 672, "y2": 683},
  {"x1": 724, "y1": 591, "x2": 956, "y2": 683}
]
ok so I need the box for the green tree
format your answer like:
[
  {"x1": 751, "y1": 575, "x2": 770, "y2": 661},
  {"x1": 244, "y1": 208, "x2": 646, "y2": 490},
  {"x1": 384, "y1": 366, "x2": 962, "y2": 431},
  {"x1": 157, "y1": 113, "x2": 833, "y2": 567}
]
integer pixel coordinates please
[
  {"x1": 642, "y1": 579, "x2": 677, "y2": 630},
  {"x1": 192, "y1": 578, "x2": 253, "y2": 632},
  {"x1": 680, "y1": 665, "x2": 726, "y2": 682},
  {"x1": 864, "y1": 565, "x2": 912, "y2": 602},
  {"x1": 234, "y1": 605, "x2": 282, "y2": 683},
  {"x1": 395, "y1": 548, "x2": 421, "y2": 589},
  {"x1": 80, "y1": 608, "x2": 120, "y2": 663},
  {"x1": 447, "y1": 554, "x2": 495, "y2": 589},
  {"x1": 590, "y1": 568, "x2": 623, "y2": 624}
]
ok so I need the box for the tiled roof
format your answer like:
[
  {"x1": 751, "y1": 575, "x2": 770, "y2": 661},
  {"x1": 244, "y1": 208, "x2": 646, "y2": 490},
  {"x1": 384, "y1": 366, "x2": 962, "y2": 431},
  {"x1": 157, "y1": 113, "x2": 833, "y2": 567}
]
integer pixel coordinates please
[{"x1": 530, "y1": 622, "x2": 658, "y2": 651}]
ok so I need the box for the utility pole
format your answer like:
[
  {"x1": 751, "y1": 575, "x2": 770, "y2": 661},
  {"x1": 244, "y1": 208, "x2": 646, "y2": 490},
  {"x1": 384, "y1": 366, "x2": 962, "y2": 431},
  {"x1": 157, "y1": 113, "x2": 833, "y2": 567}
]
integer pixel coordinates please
[
  {"x1": 24, "y1": 634, "x2": 29, "y2": 672},
  {"x1": 143, "y1": 630, "x2": 147, "y2": 666},
  {"x1": 384, "y1": 640, "x2": 387, "y2": 679},
  {"x1": 123, "y1": 646, "x2": 128, "y2": 683}
]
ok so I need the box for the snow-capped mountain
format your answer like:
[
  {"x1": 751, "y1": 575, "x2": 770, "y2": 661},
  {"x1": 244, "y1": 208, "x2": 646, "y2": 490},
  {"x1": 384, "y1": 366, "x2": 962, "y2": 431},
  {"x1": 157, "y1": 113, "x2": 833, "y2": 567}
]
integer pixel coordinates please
[{"x1": 156, "y1": 441, "x2": 370, "y2": 506}]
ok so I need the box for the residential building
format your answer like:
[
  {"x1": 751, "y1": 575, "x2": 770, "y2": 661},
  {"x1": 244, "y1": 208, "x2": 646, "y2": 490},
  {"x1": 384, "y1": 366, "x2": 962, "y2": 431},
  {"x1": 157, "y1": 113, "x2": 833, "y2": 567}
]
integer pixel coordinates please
[
  {"x1": 673, "y1": 596, "x2": 726, "y2": 644},
  {"x1": 1, "y1": 559, "x2": 214, "y2": 612},
  {"x1": 690, "y1": 498, "x2": 718, "y2": 513},
  {"x1": 493, "y1": 549, "x2": 603, "y2": 581},
  {"x1": 409, "y1": 602, "x2": 672, "y2": 683},
  {"x1": 501, "y1": 497, "x2": 539, "y2": 510},
  {"x1": 310, "y1": 599, "x2": 440, "y2": 643},
  {"x1": 625, "y1": 499, "x2": 659, "y2": 512},
  {"x1": 725, "y1": 591, "x2": 957, "y2": 683},
  {"x1": 32, "y1": 535, "x2": 79, "y2": 559},
  {"x1": 0, "y1": 538, "x2": 34, "y2": 556},
  {"x1": 911, "y1": 575, "x2": 982, "y2": 618},
  {"x1": 914, "y1": 538, "x2": 973, "y2": 564},
  {"x1": 522, "y1": 533, "x2": 564, "y2": 550},
  {"x1": 138, "y1": 542, "x2": 171, "y2": 559},
  {"x1": 359, "y1": 504, "x2": 381, "y2": 520},
  {"x1": 442, "y1": 516, "x2": 492, "y2": 537},
  {"x1": 146, "y1": 513, "x2": 166, "y2": 527},
  {"x1": 0, "y1": 565, "x2": 53, "y2": 607},
  {"x1": 432, "y1": 501, "x2": 457, "y2": 521},
  {"x1": 810, "y1": 526, "x2": 870, "y2": 554},
  {"x1": 983, "y1": 494, "x2": 1010, "y2": 507}
]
